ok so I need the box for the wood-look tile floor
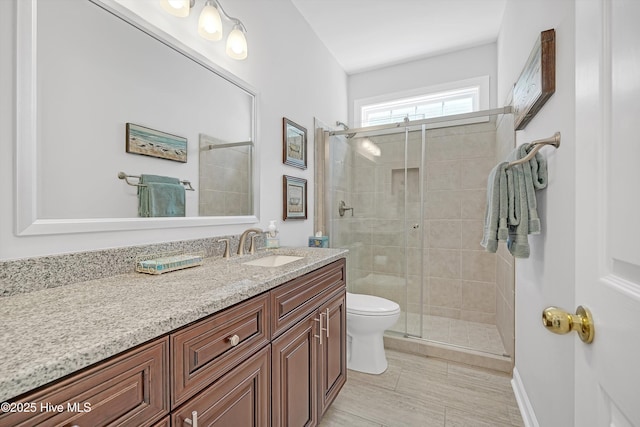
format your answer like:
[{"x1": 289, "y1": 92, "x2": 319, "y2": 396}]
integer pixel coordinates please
[{"x1": 319, "y1": 349, "x2": 524, "y2": 427}]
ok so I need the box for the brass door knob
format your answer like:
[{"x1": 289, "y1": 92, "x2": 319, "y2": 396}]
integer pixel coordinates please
[{"x1": 542, "y1": 306, "x2": 594, "y2": 343}]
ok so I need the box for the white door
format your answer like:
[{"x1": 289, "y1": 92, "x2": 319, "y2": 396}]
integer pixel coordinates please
[{"x1": 574, "y1": 0, "x2": 640, "y2": 425}]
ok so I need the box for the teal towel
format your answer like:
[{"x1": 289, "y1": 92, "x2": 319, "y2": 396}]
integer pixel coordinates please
[
  {"x1": 482, "y1": 143, "x2": 549, "y2": 258},
  {"x1": 518, "y1": 144, "x2": 547, "y2": 234},
  {"x1": 506, "y1": 161, "x2": 531, "y2": 258},
  {"x1": 505, "y1": 147, "x2": 531, "y2": 257},
  {"x1": 138, "y1": 174, "x2": 185, "y2": 217},
  {"x1": 481, "y1": 161, "x2": 509, "y2": 252}
]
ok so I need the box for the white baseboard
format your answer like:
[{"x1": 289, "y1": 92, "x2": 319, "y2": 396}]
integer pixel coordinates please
[{"x1": 511, "y1": 367, "x2": 540, "y2": 427}]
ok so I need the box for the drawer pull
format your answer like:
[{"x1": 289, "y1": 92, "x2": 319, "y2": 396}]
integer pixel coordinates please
[
  {"x1": 228, "y1": 334, "x2": 240, "y2": 346},
  {"x1": 184, "y1": 410, "x2": 198, "y2": 427}
]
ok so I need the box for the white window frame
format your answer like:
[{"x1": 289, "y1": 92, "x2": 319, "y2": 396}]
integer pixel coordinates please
[{"x1": 354, "y1": 76, "x2": 490, "y2": 128}]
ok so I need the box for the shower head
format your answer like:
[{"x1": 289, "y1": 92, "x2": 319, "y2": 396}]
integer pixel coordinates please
[{"x1": 335, "y1": 121, "x2": 356, "y2": 139}]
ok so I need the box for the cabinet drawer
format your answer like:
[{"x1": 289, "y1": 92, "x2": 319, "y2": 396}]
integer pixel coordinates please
[
  {"x1": 270, "y1": 259, "x2": 345, "y2": 338},
  {"x1": 171, "y1": 292, "x2": 270, "y2": 407},
  {"x1": 0, "y1": 338, "x2": 169, "y2": 427},
  {"x1": 172, "y1": 345, "x2": 270, "y2": 427}
]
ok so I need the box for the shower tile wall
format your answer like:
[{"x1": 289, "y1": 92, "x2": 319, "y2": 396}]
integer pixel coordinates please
[
  {"x1": 340, "y1": 122, "x2": 499, "y2": 330},
  {"x1": 199, "y1": 145, "x2": 251, "y2": 216},
  {"x1": 423, "y1": 122, "x2": 497, "y2": 324}
]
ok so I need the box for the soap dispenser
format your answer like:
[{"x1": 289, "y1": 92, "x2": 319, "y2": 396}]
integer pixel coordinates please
[{"x1": 266, "y1": 220, "x2": 280, "y2": 248}]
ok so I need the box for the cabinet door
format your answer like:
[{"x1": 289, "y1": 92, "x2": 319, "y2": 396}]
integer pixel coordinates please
[
  {"x1": 271, "y1": 311, "x2": 319, "y2": 427},
  {"x1": 172, "y1": 345, "x2": 270, "y2": 427},
  {"x1": 318, "y1": 290, "x2": 347, "y2": 417}
]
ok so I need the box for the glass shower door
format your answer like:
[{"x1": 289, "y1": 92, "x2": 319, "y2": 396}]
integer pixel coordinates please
[{"x1": 327, "y1": 126, "x2": 425, "y2": 338}]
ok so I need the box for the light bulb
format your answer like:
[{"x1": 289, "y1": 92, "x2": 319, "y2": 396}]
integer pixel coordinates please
[
  {"x1": 198, "y1": 3, "x2": 223, "y2": 41},
  {"x1": 161, "y1": 0, "x2": 190, "y2": 17},
  {"x1": 226, "y1": 26, "x2": 248, "y2": 60}
]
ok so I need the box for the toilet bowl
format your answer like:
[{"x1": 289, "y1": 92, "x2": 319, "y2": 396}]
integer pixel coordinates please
[{"x1": 346, "y1": 292, "x2": 401, "y2": 374}]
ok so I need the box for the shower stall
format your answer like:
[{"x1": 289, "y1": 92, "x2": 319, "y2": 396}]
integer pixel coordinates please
[{"x1": 320, "y1": 108, "x2": 515, "y2": 369}]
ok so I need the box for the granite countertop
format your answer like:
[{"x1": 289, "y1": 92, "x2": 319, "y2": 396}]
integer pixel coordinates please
[{"x1": 0, "y1": 247, "x2": 347, "y2": 402}]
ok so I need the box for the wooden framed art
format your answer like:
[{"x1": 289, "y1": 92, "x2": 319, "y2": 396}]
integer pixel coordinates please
[
  {"x1": 283, "y1": 117, "x2": 307, "y2": 169},
  {"x1": 126, "y1": 123, "x2": 188, "y2": 162},
  {"x1": 513, "y1": 29, "x2": 556, "y2": 130},
  {"x1": 283, "y1": 175, "x2": 307, "y2": 220}
]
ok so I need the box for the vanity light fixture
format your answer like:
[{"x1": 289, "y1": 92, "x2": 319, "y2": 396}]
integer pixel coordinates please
[
  {"x1": 161, "y1": 0, "x2": 195, "y2": 18},
  {"x1": 226, "y1": 24, "x2": 248, "y2": 60},
  {"x1": 198, "y1": 0, "x2": 223, "y2": 41},
  {"x1": 160, "y1": 0, "x2": 248, "y2": 60}
]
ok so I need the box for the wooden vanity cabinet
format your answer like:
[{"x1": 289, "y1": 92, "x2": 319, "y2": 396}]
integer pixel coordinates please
[
  {"x1": 0, "y1": 338, "x2": 169, "y2": 427},
  {"x1": 177, "y1": 258, "x2": 347, "y2": 427},
  {"x1": 0, "y1": 258, "x2": 346, "y2": 427},
  {"x1": 271, "y1": 259, "x2": 347, "y2": 427}
]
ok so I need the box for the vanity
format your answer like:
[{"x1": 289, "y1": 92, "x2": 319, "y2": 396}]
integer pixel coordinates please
[{"x1": 0, "y1": 248, "x2": 347, "y2": 427}]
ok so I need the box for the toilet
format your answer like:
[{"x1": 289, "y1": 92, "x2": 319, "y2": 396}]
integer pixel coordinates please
[{"x1": 346, "y1": 292, "x2": 401, "y2": 374}]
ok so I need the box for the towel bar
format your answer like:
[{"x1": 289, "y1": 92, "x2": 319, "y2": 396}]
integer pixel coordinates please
[
  {"x1": 117, "y1": 171, "x2": 195, "y2": 191},
  {"x1": 507, "y1": 132, "x2": 560, "y2": 168}
]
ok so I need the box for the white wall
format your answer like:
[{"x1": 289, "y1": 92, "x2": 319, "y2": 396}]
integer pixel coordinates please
[
  {"x1": 0, "y1": 0, "x2": 347, "y2": 260},
  {"x1": 497, "y1": 1, "x2": 576, "y2": 426},
  {"x1": 347, "y1": 43, "x2": 498, "y2": 126}
]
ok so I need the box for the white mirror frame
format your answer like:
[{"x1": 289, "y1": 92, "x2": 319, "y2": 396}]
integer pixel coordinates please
[{"x1": 15, "y1": 0, "x2": 260, "y2": 236}]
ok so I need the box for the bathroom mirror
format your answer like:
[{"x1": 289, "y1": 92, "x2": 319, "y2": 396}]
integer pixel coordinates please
[{"x1": 15, "y1": 0, "x2": 258, "y2": 235}]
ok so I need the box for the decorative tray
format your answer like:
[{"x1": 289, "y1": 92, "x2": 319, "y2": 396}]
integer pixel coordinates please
[{"x1": 135, "y1": 251, "x2": 204, "y2": 275}]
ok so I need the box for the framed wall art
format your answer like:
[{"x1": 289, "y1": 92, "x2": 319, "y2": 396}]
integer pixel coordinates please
[
  {"x1": 283, "y1": 117, "x2": 307, "y2": 169},
  {"x1": 283, "y1": 175, "x2": 307, "y2": 220},
  {"x1": 513, "y1": 29, "x2": 556, "y2": 130},
  {"x1": 126, "y1": 123, "x2": 188, "y2": 163}
]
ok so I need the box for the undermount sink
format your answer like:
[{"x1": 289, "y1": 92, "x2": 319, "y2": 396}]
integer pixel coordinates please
[{"x1": 242, "y1": 255, "x2": 304, "y2": 267}]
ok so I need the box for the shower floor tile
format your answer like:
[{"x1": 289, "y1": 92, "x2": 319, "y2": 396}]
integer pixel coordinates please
[{"x1": 392, "y1": 313, "x2": 508, "y2": 356}]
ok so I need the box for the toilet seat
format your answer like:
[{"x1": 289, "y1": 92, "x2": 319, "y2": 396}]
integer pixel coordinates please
[{"x1": 346, "y1": 292, "x2": 400, "y2": 316}]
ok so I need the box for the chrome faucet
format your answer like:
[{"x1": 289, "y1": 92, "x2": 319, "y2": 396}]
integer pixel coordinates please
[{"x1": 237, "y1": 228, "x2": 264, "y2": 255}]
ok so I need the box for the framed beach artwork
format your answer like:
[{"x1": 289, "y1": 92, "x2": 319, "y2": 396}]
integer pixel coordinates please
[
  {"x1": 283, "y1": 175, "x2": 307, "y2": 220},
  {"x1": 282, "y1": 117, "x2": 307, "y2": 169},
  {"x1": 126, "y1": 123, "x2": 188, "y2": 163}
]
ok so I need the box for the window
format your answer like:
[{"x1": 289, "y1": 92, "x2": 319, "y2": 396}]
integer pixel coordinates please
[{"x1": 355, "y1": 76, "x2": 489, "y2": 127}]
